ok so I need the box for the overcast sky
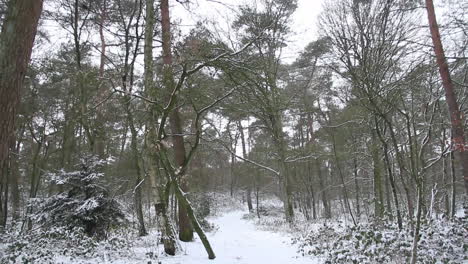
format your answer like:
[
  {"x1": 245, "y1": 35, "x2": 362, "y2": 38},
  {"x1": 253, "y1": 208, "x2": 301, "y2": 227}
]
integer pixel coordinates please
[
  {"x1": 172, "y1": 0, "x2": 324, "y2": 62},
  {"x1": 37, "y1": 0, "x2": 324, "y2": 65}
]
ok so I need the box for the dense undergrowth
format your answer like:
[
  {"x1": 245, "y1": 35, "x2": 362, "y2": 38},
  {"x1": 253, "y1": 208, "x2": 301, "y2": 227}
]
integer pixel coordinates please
[
  {"x1": 0, "y1": 192, "x2": 237, "y2": 263},
  {"x1": 292, "y1": 214, "x2": 467, "y2": 263},
  {"x1": 1, "y1": 193, "x2": 466, "y2": 263},
  {"x1": 240, "y1": 198, "x2": 467, "y2": 264},
  {"x1": 0, "y1": 227, "x2": 130, "y2": 263}
]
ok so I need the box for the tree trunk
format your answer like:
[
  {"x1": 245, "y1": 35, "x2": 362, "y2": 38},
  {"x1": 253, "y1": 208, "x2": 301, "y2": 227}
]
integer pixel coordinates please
[
  {"x1": 9, "y1": 134, "x2": 21, "y2": 222},
  {"x1": 426, "y1": 0, "x2": 468, "y2": 198},
  {"x1": 143, "y1": 0, "x2": 176, "y2": 253},
  {"x1": 384, "y1": 161, "x2": 393, "y2": 220},
  {"x1": 72, "y1": 0, "x2": 94, "y2": 152},
  {"x1": 306, "y1": 160, "x2": 317, "y2": 220},
  {"x1": 384, "y1": 143, "x2": 403, "y2": 229},
  {"x1": 450, "y1": 149, "x2": 456, "y2": 218},
  {"x1": 410, "y1": 181, "x2": 423, "y2": 264},
  {"x1": 331, "y1": 134, "x2": 356, "y2": 226},
  {"x1": 316, "y1": 158, "x2": 331, "y2": 218},
  {"x1": 147, "y1": 152, "x2": 177, "y2": 255},
  {"x1": 128, "y1": 114, "x2": 147, "y2": 236},
  {"x1": 256, "y1": 174, "x2": 261, "y2": 219},
  {"x1": 61, "y1": 106, "x2": 75, "y2": 170},
  {"x1": 160, "y1": 0, "x2": 193, "y2": 242},
  {"x1": 238, "y1": 121, "x2": 253, "y2": 212},
  {"x1": 384, "y1": 118, "x2": 415, "y2": 219},
  {"x1": 279, "y1": 159, "x2": 294, "y2": 222},
  {"x1": 371, "y1": 130, "x2": 385, "y2": 219},
  {"x1": 23, "y1": 133, "x2": 50, "y2": 231},
  {"x1": 271, "y1": 112, "x2": 294, "y2": 222},
  {"x1": 230, "y1": 151, "x2": 236, "y2": 197},
  {"x1": 246, "y1": 187, "x2": 253, "y2": 212},
  {"x1": 156, "y1": 143, "x2": 216, "y2": 259},
  {"x1": 0, "y1": 0, "x2": 43, "y2": 228},
  {"x1": 353, "y1": 156, "x2": 361, "y2": 218},
  {"x1": 376, "y1": 122, "x2": 403, "y2": 229},
  {"x1": 0, "y1": 160, "x2": 8, "y2": 228},
  {"x1": 442, "y1": 152, "x2": 450, "y2": 216},
  {"x1": 94, "y1": 0, "x2": 108, "y2": 159},
  {"x1": 172, "y1": 178, "x2": 216, "y2": 259},
  {"x1": 117, "y1": 0, "x2": 146, "y2": 236}
]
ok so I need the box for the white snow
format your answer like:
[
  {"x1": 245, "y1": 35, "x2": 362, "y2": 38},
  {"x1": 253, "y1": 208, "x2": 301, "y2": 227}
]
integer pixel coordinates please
[
  {"x1": 160, "y1": 210, "x2": 319, "y2": 264},
  {"x1": 4, "y1": 208, "x2": 320, "y2": 263}
]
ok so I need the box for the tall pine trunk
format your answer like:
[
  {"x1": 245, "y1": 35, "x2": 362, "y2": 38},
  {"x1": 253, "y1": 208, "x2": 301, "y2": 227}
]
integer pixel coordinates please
[
  {"x1": 160, "y1": 0, "x2": 193, "y2": 242},
  {"x1": 0, "y1": 0, "x2": 43, "y2": 228},
  {"x1": 425, "y1": 0, "x2": 468, "y2": 201}
]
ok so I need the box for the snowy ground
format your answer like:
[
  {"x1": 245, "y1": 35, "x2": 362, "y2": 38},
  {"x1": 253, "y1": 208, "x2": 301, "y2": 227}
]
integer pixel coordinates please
[
  {"x1": 45, "y1": 209, "x2": 320, "y2": 264},
  {"x1": 159, "y1": 210, "x2": 319, "y2": 264},
  {"x1": 160, "y1": 211, "x2": 319, "y2": 264},
  {"x1": 1, "y1": 195, "x2": 322, "y2": 263}
]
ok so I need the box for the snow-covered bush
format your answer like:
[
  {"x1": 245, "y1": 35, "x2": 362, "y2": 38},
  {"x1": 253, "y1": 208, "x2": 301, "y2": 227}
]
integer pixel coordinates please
[
  {"x1": 1, "y1": 225, "x2": 132, "y2": 263},
  {"x1": 2, "y1": 226, "x2": 98, "y2": 263},
  {"x1": 294, "y1": 216, "x2": 467, "y2": 263},
  {"x1": 191, "y1": 192, "x2": 216, "y2": 232},
  {"x1": 244, "y1": 201, "x2": 289, "y2": 232},
  {"x1": 0, "y1": 156, "x2": 128, "y2": 263},
  {"x1": 33, "y1": 155, "x2": 125, "y2": 239}
]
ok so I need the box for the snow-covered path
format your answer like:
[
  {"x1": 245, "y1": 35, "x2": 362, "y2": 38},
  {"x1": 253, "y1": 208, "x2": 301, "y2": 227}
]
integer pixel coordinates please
[{"x1": 161, "y1": 210, "x2": 318, "y2": 264}]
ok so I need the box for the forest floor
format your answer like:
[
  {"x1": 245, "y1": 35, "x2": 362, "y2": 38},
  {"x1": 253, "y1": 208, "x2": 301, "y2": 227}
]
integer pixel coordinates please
[
  {"x1": 158, "y1": 210, "x2": 319, "y2": 264},
  {"x1": 28, "y1": 206, "x2": 320, "y2": 263},
  {"x1": 1, "y1": 196, "x2": 323, "y2": 263},
  {"x1": 2, "y1": 198, "x2": 466, "y2": 263}
]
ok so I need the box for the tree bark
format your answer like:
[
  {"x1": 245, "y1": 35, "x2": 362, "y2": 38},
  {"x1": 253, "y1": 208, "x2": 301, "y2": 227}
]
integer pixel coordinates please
[
  {"x1": 450, "y1": 149, "x2": 456, "y2": 218},
  {"x1": 271, "y1": 112, "x2": 294, "y2": 222},
  {"x1": 143, "y1": 0, "x2": 176, "y2": 254},
  {"x1": 331, "y1": 134, "x2": 356, "y2": 226},
  {"x1": 94, "y1": 0, "x2": 108, "y2": 158},
  {"x1": 371, "y1": 130, "x2": 385, "y2": 219},
  {"x1": 160, "y1": 0, "x2": 193, "y2": 241},
  {"x1": 146, "y1": 152, "x2": 177, "y2": 255},
  {"x1": 0, "y1": 0, "x2": 43, "y2": 227},
  {"x1": 0, "y1": 159, "x2": 8, "y2": 228},
  {"x1": 353, "y1": 156, "x2": 361, "y2": 218},
  {"x1": 426, "y1": 0, "x2": 468, "y2": 197},
  {"x1": 128, "y1": 113, "x2": 147, "y2": 236},
  {"x1": 410, "y1": 181, "x2": 423, "y2": 264},
  {"x1": 230, "y1": 151, "x2": 236, "y2": 197},
  {"x1": 171, "y1": 177, "x2": 215, "y2": 259},
  {"x1": 375, "y1": 121, "x2": 403, "y2": 229},
  {"x1": 8, "y1": 132, "x2": 21, "y2": 222},
  {"x1": 307, "y1": 161, "x2": 317, "y2": 220},
  {"x1": 71, "y1": 0, "x2": 94, "y2": 152},
  {"x1": 238, "y1": 121, "x2": 253, "y2": 212},
  {"x1": 387, "y1": 120, "x2": 414, "y2": 219},
  {"x1": 118, "y1": 0, "x2": 146, "y2": 236},
  {"x1": 157, "y1": 144, "x2": 216, "y2": 259},
  {"x1": 316, "y1": 158, "x2": 331, "y2": 218}
]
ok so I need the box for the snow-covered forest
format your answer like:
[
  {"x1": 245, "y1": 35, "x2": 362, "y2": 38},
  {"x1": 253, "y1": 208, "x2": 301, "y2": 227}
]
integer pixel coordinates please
[{"x1": 0, "y1": 0, "x2": 467, "y2": 263}]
